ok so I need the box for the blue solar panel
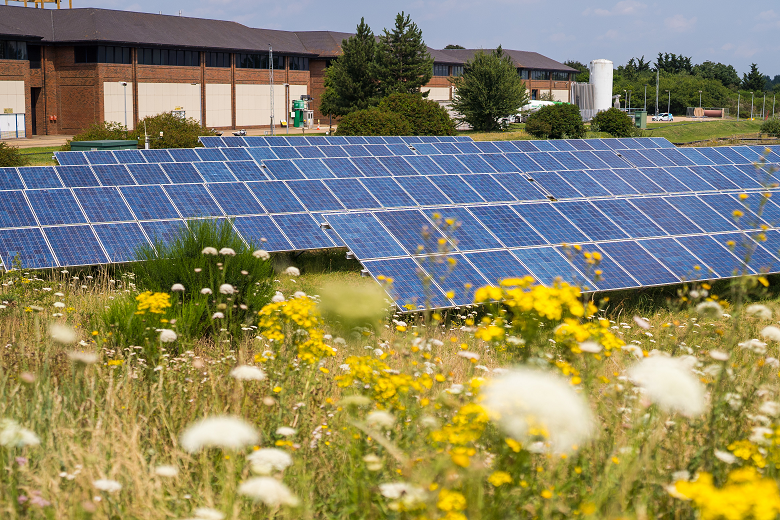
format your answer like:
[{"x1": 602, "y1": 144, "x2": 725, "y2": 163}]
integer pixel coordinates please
[
  {"x1": 571, "y1": 244, "x2": 638, "y2": 289},
  {"x1": 247, "y1": 181, "x2": 305, "y2": 213},
  {"x1": 566, "y1": 140, "x2": 594, "y2": 151},
  {"x1": 602, "y1": 139, "x2": 629, "y2": 150},
  {"x1": 194, "y1": 148, "x2": 227, "y2": 162},
  {"x1": 693, "y1": 147, "x2": 731, "y2": 164},
  {"x1": 492, "y1": 173, "x2": 547, "y2": 201},
  {"x1": 688, "y1": 166, "x2": 740, "y2": 190},
  {"x1": 274, "y1": 147, "x2": 303, "y2": 160},
  {"x1": 432, "y1": 206, "x2": 503, "y2": 251},
  {"x1": 128, "y1": 163, "x2": 171, "y2": 184},
  {"x1": 363, "y1": 144, "x2": 394, "y2": 156},
  {"x1": 387, "y1": 144, "x2": 415, "y2": 156},
  {"x1": 193, "y1": 162, "x2": 236, "y2": 183},
  {"x1": 663, "y1": 166, "x2": 715, "y2": 192},
  {"x1": 27, "y1": 189, "x2": 86, "y2": 225},
  {"x1": 637, "y1": 238, "x2": 707, "y2": 280},
  {"x1": 463, "y1": 174, "x2": 516, "y2": 202},
  {"x1": 430, "y1": 175, "x2": 484, "y2": 203},
  {"x1": 247, "y1": 148, "x2": 278, "y2": 161},
  {"x1": 325, "y1": 178, "x2": 381, "y2": 209},
  {"x1": 585, "y1": 169, "x2": 638, "y2": 196},
  {"x1": 263, "y1": 160, "x2": 305, "y2": 180},
  {"x1": 113, "y1": 149, "x2": 146, "y2": 164},
  {"x1": 93, "y1": 223, "x2": 151, "y2": 262},
  {"x1": 361, "y1": 257, "x2": 449, "y2": 310},
  {"x1": 676, "y1": 148, "x2": 716, "y2": 166},
  {"x1": 359, "y1": 177, "x2": 416, "y2": 208},
  {"x1": 530, "y1": 141, "x2": 558, "y2": 152},
  {"x1": 199, "y1": 136, "x2": 225, "y2": 148},
  {"x1": 374, "y1": 209, "x2": 449, "y2": 255},
  {"x1": 287, "y1": 180, "x2": 344, "y2": 211},
  {"x1": 141, "y1": 220, "x2": 187, "y2": 247},
  {"x1": 297, "y1": 146, "x2": 326, "y2": 159},
  {"x1": 168, "y1": 149, "x2": 200, "y2": 163},
  {"x1": 472, "y1": 141, "x2": 501, "y2": 154},
  {"x1": 411, "y1": 143, "x2": 438, "y2": 155},
  {"x1": 504, "y1": 152, "x2": 543, "y2": 173},
  {"x1": 592, "y1": 151, "x2": 631, "y2": 169},
  {"x1": 629, "y1": 197, "x2": 700, "y2": 235},
  {"x1": 548, "y1": 140, "x2": 577, "y2": 152},
  {"x1": 452, "y1": 142, "x2": 480, "y2": 154},
  {"x1": 295, "y1": 158, "x2": 335, "y2": 179},
  {"x1": 512, "y1": 141, "x2": 539, "y2": 152},
  {"x1": 55, "y1": 151, "x2": 88, "y2": 166},
  {"x1": 378, "y1": 156, "x2": 419, "y2": 176},
  {"x1": 272, "y1": 213, "x2": 335, "y2": 250},
  {"x1": 512, "y1": 203, "x2": 589, "y2": 244},
  {"x1": 555, "y1": 201, "x2": 629, "y2": 241},
  {"x1": 74, "y1": 187, "x2": 134, "y2": 223},
  {"x1": 342, "y1": 145, "x2": 370, "y2": 157},
  {"x1": 343, "y1": 136, "x2": 368, "y2": 145},
  {"x1": 650, "y1": 138, "x2": 676, "y2": 149},
  {"x1": 320, "y1": 146, "x2": 349, "y2": 158},
  {"x1": 612, "y1": 168, "x2": 665, "y2": 194},
  {"x1": 323, "y1": 212, "x2": 406, "y2": 259},
  {"x1": 527, "y1": 152, "x2": 566, "y2": 171},
  {"x1": 0, "y1": 228, "x2": 55, "y2": 269},
  {"x1": 85, "y1": 151, "x2": 118, "y2": 165},
  {"x1": 139, "y1": 149, "x2": 174, "y2": 163},
  {"x1": 433, "y1": 143, "x2": 461, "y2": 155},
  {"x1": 619, "y1": 149, "x2": 656, "y2": 168},
  {"x1": 232, "y1": 215, "x2": 293, "y2": 252},
  {"x1": 429, "y1": 155, "x2": 471, "y2": 175},
  {"x1": 468, "y1": 205, "x2": 547, "y2": 247},
  {"x1": 591, "y1": 198, "x2": 667, "y2": 238},
  {"x1": 323, "y1": 157, "x2": 363, "y2": 178},
  {"x1": 363, "y1": 136, "x2": 387, "y2": 145},
  {"x1": 532, "y1": 172, "x2": 582, "y2": 199},
  {"x1": 221, "y1": 137, "x2": 247, "y2": 148},
  {"x1": 395, "y1": 176, "x2": 451, "y2": 206},
  {"x1": 0, "y1": 191, "x2": 36, "y2": 228},
  {"x1": 558, "y1": 171, "x2": 611, "y2": 198},
  {"x1": 642, "y1": 149, "x2": 683, "y2": 168},
  {"x1": 717, "y1": 232, "x2": 780, "y2": 274},
  {"x1": 551, "y1": 152, "x2": 588, "y2": 170},
  {"x1": 221, "y1": 147, "x2": 253, "y2": 161},
  {"x1": 120, "y1": 185, "x2": 180, "y2": 220},
  {"x1": 423, "y1": 253, "x2": 488, "y2": 306},
  {"x1": 0, "y1": 168, "x2": 24, "y2": 190},
  {"x1": 465, "y1": 249, "x2": 535, "y2": 284},
  {"x1": 205, "y1": 183, "x2": 264, "y2": 216},
  {"x1": 511, "y1": 246, "x2": 583, "y2": 287},
  {"x1": 457, "y1": 154, "x2": 496, "y2": 174},
  {"x1": 572, "y1": 151, "x2": 610, "y2": 170},
  {"x1": 637, "y1": 167, "x2": 691, "y2": 193},
  {"x1": 164, "y1": 184, "x2": 223, "y2": 218},
  {"x1": 698, "y1": 193, "x2": 765, "y2": 229},
  {"x1": 404, "y1": 156, "x2": 446, "y2": 176},
  {"x1": 19, "y1": 167, "x2": 62, "y2": 189},
  {"x1": 481, "y1": 153, "x2": 518, "y2": 173},
  {"x1": 718, "y1": 165, "x2": 765, "y2": 189},
  {"x1": 91, "y1": 164, "x2": 135, "y2": 186},
  {"x1": 676, "y1": 235, "x2": 750, "y2": 277},
  {"x1": 585, "y1": 140, "x2": 613, "y2": 151},
  {"x1": 325, "y1": 136, "x2": 349, "y2": 145},
  {"x1": 45, "y1": 225, "x2": 108, "y2": 266},
  {"x1": 226, "y1": 161, "x2": 267, "y2": 182},
  {"x1": 598, "y1": 241, "x2": 678, "y2": 286}
]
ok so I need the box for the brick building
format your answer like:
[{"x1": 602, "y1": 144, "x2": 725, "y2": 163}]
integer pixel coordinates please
[{"x1": 0, "y1": 5, "x2": 577, "y2": 138}]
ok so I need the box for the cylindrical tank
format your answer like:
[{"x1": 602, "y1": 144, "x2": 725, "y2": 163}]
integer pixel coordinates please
[{"x1": 589, "y1": 59, "x2": 614, "y2": 112}]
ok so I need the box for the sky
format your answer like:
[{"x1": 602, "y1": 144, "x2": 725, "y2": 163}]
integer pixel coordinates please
[{"x1": 66, "y1": 0, "x2": 779, "y2": 77}]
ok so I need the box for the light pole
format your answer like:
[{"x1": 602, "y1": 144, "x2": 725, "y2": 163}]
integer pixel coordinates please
[
  {"x1": 737, "y1": 92, "x2": 740, "y2": 120},
  {"x1": 628, "y1": 90, "x2": 632, "y2": 112},
  {"x1": 698, "y1": 90, "x2": 702, "y2": 108},
  {"x1": 751, "y1": 92, "x2": 754, "y2": 120},
  {"x1": 666, "y1": 89, "x2": 670, "y2": 115},
  {"x1": 120, "y1": 81, "x2": 128, "y2": 129},
  {"x1": 762, "y1": 93, "x2": 766, "y2": 120},
  {"x1": 623, "y1": 89, "x2": 627, "y2": 111},
  {"x1": 773, "y1": 94, "x2": 776, "y2": 118},
  {"x1": 644, "y1": 84, "x2": 648, "y2": 111}
]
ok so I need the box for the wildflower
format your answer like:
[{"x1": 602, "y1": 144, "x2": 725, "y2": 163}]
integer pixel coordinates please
[
  {"x1": 50, "y1": 323, "x2": 78, "y2": 344},
  {"x1": 488, "y1": 471, "x2": 513, "y2": 487},
  {"x1": 751, "y1": 426, "x2": 773, "y2": 445},
  {"x1": 284, "y1": 266, "x2": 300, "y2": 277},
  {"x1": 760, "y1": 401, "x2": 780, "y2": 416},
  {"x1": 458, "y1": 351, "x2": 480, "y2": 361},
  {"x1": 219, "y1": 284, "x2": 234, "y2": 295},
  {"x1": 154, "y1": 465, "x2": 179, "y2": 477},
  {"x1": 201, "y1": 288, "x2": 212, "y2": 295},
  {"x1": 379, "y1": 482, "x2": 427, "y2": 511},
  {"x1": 366, "y1": 410, "x2": 396, "y2": 429},
  {"x1": 238, "y1": 477, "x2": 299, "y2": 507},
  {"x1": 761, "y1": 326, "x2": 780, "y2": 342},
  {"x1": 171, "y1": 284, "x2": 185, "y2": 292},
  {"x1": 739, "y1": 339, "x2": 768, "y2": 354},
  {"x1": 627, "y1": 356, "x2": 705, "y2": 417},
  {"x1": 633, "y1": 316, "x2": 651, "y2": 329},
  {"x1": 179, "y1": 416, "x2": 259, "y2": 453},
  {"x1": 219, "y1": 247, "x2": 236, "y2": 256},
  {"x1": 437, "y1": 489, "x2": 467, "y2": 513},
  {"x1": 363, "y1": 454, "x2": 383, "y2": 471},
  {"x1": 339, "y1": 395, "x2": 372, "y2": 406},
  {"x1": 710, "y1": 350, "x2": 729, "y2": 361},
  {"x1": 746, "y1": 304, "x2": 773, "y2": 320},
  {"x1": 622, "y1": 345, "x2": 643, "y2": 358},
  {"x1": 230, "y1": 365, "x2": 266, "y2": 381},
  {"x1": 53, "y1": 301, "x2": 65, "y2": 308},
  {"x1": 135, "y1": 292, "x2": 171, "y2": 315},
  {"x1": 158, "y1": 329, "x2": 177, "y2": 343},
  {"x1": 189, "y1": 507, "x2": 224, "y2": 520},
  {"x1": 483, "y1": 368, "x2": 594, "y2": 453},
  {"x1": 272, "y1": 292, "x2": 285, "y2": 303},
  {"x1": 714, "y1": 450, "x2": 737, "y2": 464},
  {"x1": 202, "y1": 247, "x2": 218, "y2": 255},
  {"x1": 212, "y1": 312, "x2": 224, "y2": 319},
  {"x1": 247, "y1": 448, "x2": 293, "y2": 474},
  {"x1": 578, "y1": 341, "x2": 603, "y2": 353},
  {"x1": 68, "y1": 351, "x2": 99, "y2": 365},
  {"x1": 696, "y1": 301, "x2": 723, "y2": 319},
  {"x1": 293, "y1": 291, "x2": 306, "y2": 299},
  {"x1": 92, "y1": 479, "x2": 122, "y2": 493},
  {"x1": 253, "y1": 250, "x2": 270, "y2": 260},
  {"x1": 0, "y1": 419, "x2": 41, "y2": 448}
]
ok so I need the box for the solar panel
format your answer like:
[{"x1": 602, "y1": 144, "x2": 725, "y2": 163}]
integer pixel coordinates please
[
  {"x1": 551, "y1": 152, "x2": 588, "y2": 170},
  {"x1": 74, "y1": 187, "x2": 135, "y2": 223},
  {"x1": 0, "y1": 191, "x2": 36, "y2": 228},
  {"x1": 591, "y1": 198, "x2": 667, "y2": 238},
  {"x1": 490, "y1": 141, "x2": 520, "y2": 153},
  {"x1": 93, "y1": 222, "x2": 151, "y2": 262},
  {"x1": 481, "y1": 154, "x2": 518, "y2": 173},
  {"x1": 688, "y1": 166, "x2": 740, "y2": 190},
  {"x1": 297, "y1": 146, "x2": 326, "y2": 159},
  {"x1": 164, "y1": 184, "x2": 224, "y2": 218},
  {"x1": 247, "y1": 148, "x2": 279, "y2": 161},
  {"x1": 128, "y1": 163, "x2": 171, "y2": 185},
  {"x1": 527, "y1": 152, "x2": 565, "y2": 171},
  {"x1": 637, "y1": 167, "x2": 691, "y2": 193},
  {"x1": 199, "y1": 136, "x2": 225, "y2": 148},
  {"x1": 675, "y1": 235, "x2": 749, "y2": 277},
  {"x1": 431, "y1": 175, "x2": 485, "y2": 203},
  {"x1": 663, "y1": 166, "x2": 715, "y2": 192},
  {"x1": 568, "y1": 244, "x2": 637, "y2": 290},
  {"x1": 19, "y1": 167, "x2": 62, "y2": 189},
  {"x1": 27, "y1": 189, "x2": 87, "y2": 225},
  {"x1": 636, "y1": 238, "x2": 708, "y2": 280},
  {"x1": 324, "y1": 178, "x2": 381, "y2": 209},
  {"x1": 676, "y1": 148, "x2": 716, "y2": 166},
  {"x1": 92, "y1": 164, "x2": 135, "y2": 186},
  {"x1": 271, "y1": 213, "x2": 335, "y2": 250},
  {"x1": 194, "y1": 162, "x2": 237, "y2": 183},
  {"x1": 274, "y1": 147, "x2": 303, "y2": 160},
  {"x1": 205, "y1": 183, "x2": 265, "y2": 216},
  {"x1": 233, "y1": 215, "x2": 293, "y2": 252},
  {"x1": 221, "y1": 148, "x2": 253, "y2": 162},
  {"x1": 120, "y1": 185, "x2": 180, "y2": 220},
  {"x1": 323, "y1": 212, "x2": 406, "y2": 259},
  {"x1": 462, "y1": 174, "x2": 516, "y2": 202},
  {"x1": 113, "y1": 149, "x2": 146, "y2": 164},
  {"x1": 619, "y1": 149, "x2": 656, "y2": 168},
  {"x1": 295, "y1": 159, "x2": 335, "y2": 179},
  {"x1": 511, "y1": 203, "x2": 589, "y2": 244},
  {"x1": 597, "y1": 241, "x2": 678, "y2": 286},
  {"x1": 548, "y1": 140, "x2": 577, "y2": 152},
  {"x1": 558, "y1": 171, "x2": 611, "y2": 198},
  {"x1": 168, "y1": 148, "x2": 200, "y2": 163},
  {"x1": 629, "y1": 197, "x2": 701, "y2": 235},
  {"x1": 320, "y1": 146, "x2": 348, "y2": 158},
  {"x1": 44, "y1": 225, "x2": 108, "y2": 266},
  {"x1": 141, "y1": 220, "x2": 187, "y2": 246},
  {"x1": 85, "y1": 150, "x2": 119, "y2": 165},
  {"x1": 530, "y1": 141, "x2": 558, "y2": 152},
  {"x1": 428, "y1": 206, "x2": 503, "y2": 251},
  {"x1": 395, "y1": 177, "x2": 452, "y2": 206},
  {"x1": 717, "y1": 232, "x2": 780, "y2": 273},
  {"x1": 364, "y1": 144, "x2": 395, "y2": 156},
  {"x1": 468, "y1": 205, "x2": 547, "y2": 247},
  {"x1": 0, "y1": 227, "x2": 55, "y2": 269},
  {"x1": 554, "y1": 201, "x2": 629, "y2": 241},
  {"x1": 430, "y1": 155, "x2": 471, "y2": 175},
  {"x1": 287, "y1": 180, "x2": 344, "y2": 212},
  {"x1": 55, "y1": 151, "x2": 88, "y2": 166},
  {"x1": 404, "y1": 156, "x2": 446, "y2": 176},
  {"x1": 585, "y1": 169, "x2": 638, "y2": 196},
  {"x1": 195, "y1": 148, "x2": 227, "y2": 162},
  {"x1": 511, "y1": 246, "x2": 582, "y2": 286},
  {"x1": 262, "y1": 160, "x2": 305, "y2": 180},
  {"x1": 361, "y1": 257, "x2": 449, "y2": 310},
  {"x1": 140, "y1": 149, "x2": 174, "y2": 163},
  {"x1": 324, "y1": 157, "x2": 364, "y2": 178},
  {"x1": 225, "y1": 161, "x2": 267, "y2": 182},
  {"x1": 592, "y1": 151, "x2": 631, "y2": 169},
  {"x1": 718, "y1": 165, "x2": 765, "y2": 189},
  {"x1": 473, "y1": 141, "x2": 502, "y2": 154},
  {"x1": 378, "y1": 156, "x2": 419, "y2": 176},
  {"x1": 373, "y1": 209, "x2": 449, "y2": 255},
  {"x1": 504, "y1": 153, "x2": 543, "y2": 173},
  {"x1": 247, "y1": 182, "x2": 305, "y2": 213},
  {"x1": 423, "y1": 253, "x2": 488, "y2": 306},
  {"x1": 359, "y1": 177, "x2": 417, "y2": 208},
  {"x1": 0, "y1": 168, "x2": 24, "y2": 190},
  {"x1": 612, "y1": 168, "x2": 665, "y2": 194},
  {"x1": 532, "y1": 172, "x2": 582, "y2": 199},
  {"x1": 492, "y1": 173, "x2": 548, "y2": 201},
  {"x1": 342, "y1": 145, "x2": 370, "y2": 157},
  {"x1": 464, "y1": 249, "x2": 535, "y2": 285}
]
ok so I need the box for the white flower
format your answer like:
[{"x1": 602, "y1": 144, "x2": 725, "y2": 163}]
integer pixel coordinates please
[
  {"x1": 179, "y1": 416, "x2": 259, "y2": 453},
  {"x1": 230, "y1": 365, "x2": 266, "y2": 381},
  {"x1": 714, "y1": 450, "x2": 737, "y2": 464},
  {"x1": 200, "y1": 288, "x2": 213, "y2": 295},
  {"x1": 483, "y1": 368, "x2": 594, "y2": 453},
  {"x1": 202, "y1": 247, "x2": 218, "y2": 255},
  {"x1": 366, "y1": 410, "x2": 396, "y2": 429},
  {"x1": 238, "y1": 477, "x2": 299, "y2": 507},
  {"x1": 750, "y1": 426, "x2": 773, "y2": 445},
  {"x1": 0, "y1": 419, "x2": 41, "y2": 448},
  {"x1": 458, "y1": 351, "x2": 480, "y2": 360},
  {"x1": 766, "y1": 357, "x2": 780, "y2": 368},
  {"x1": 760, "y1": 401, "x2": 780, "y2": 416},
  {"x1": 710, "y1": 350, "x2": 729, "y2": 361},
  {"x1": 671, "y1": 470, "x2": 691, "y2": 482},
  {"x1": 247, "y1": 448, "x2": 293, "y2": 475},
  {"x1": 276, "y1": 427, "x2": 296, "y2": 437},
  {"x1": 154, "y1": 465, "x2": 179, "y2": 477},
  {"x1": 633, "y1": 316, "x2": 651, "y2": 329},
  {"x1": 159, "y1": 329, "x2": 177, "y2": 343},
  {"x1": 272, "y1": 292, "x2": 285, "y2": 303},
  {"x1": 373, "y1": 348, "x2": 384, "y2": 357},
  {"x1": 293, "y1": 291, "x2": 306, "y2": 299},
  {"x1": 253, "y1": 250, "x2": 270, "y2": 260},
  {"x1": 622, "y1": 345, "x2": 644, "y2": 358},
  {"x1": 68, "y1": 351, "x2": 99, "y2": 364},
  {"x1": 219, "y1": 284, "x2": 234, "y2": 295},
  {"x1": 696, "y1": 301, "x2": 723, "y2": 319},
  {"x1": 761, "y1": 326, "x2": 780, "y2": 342},
  {"x1": 191, "y1": 507, "x2": 224, "y2": 520},
  {"x1": 739, "y1": 339, "x2": 768, "y2": 354},
  {"x1": 628, "y1": 356, "x2": 705, "y2": 417},
  {"x1": 378, "y1": 482, "x2": 426, "y2": 511},
  {"x1": 578, "y1": 341, "x2": 603, "y2": 353},
  {"x1": 50, "y1": 323, "x2": 78, "y2": 344},
  {"x1": 171, "y1": 283, "x2": 185, "y2": 292},
  {"x1": 93, "y1": 479, "x2": 122, "y2": 493},
  {"x1": 219, "y1": 247, "x2": 236, "y2": 256},
  {"x1": 53, "y1": 301, "x2": 65, "y2": 309},
  {"x1": 212, "y1": 312, "x2": 224, "y2": 319},
  {"x1": 363, "y1": 454, "x2": 383, "y2": 471},
  {"x1": 284, "y1": 267, "x2": 300, "y2": 277},
  {"x1": 746, "y1": 304, "x2": 773, "y2": 320}
]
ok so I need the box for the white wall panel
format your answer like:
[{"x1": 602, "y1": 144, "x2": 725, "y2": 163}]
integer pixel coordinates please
[
  {"x1": 103, "y1": 82, "x2": 134, "y2": 130},
  {"x1": 422, "y1": 87, "x2": 451, "y2": 101},
  {"x1": 0, "y1": 81, "x2": 25, "y2": 114},
  {"x1": 236, "y1": 84, "x2": 286, "y2": 127},
  {"x1": 138, "y1": 83, "x2": 201, "y2": 123},
  {"x1": 551, "y1": 89, "x2": 570, "y2": 102},
  {"x1": 206, "y1": 84, "x2": 231, "y2": 128}
]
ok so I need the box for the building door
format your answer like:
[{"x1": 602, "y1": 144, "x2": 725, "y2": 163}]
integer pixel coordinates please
[{"x1": 31, "y1": 88, "x2": 41, "y2": 135}]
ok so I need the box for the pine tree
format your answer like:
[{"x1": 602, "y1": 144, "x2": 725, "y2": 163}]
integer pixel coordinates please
[
  {"x1": 371, "y1": 12, "x2": 433, "y2": 97},
  {"x1": 742, "y1": 63, "x2": 767, "y2": 92},
  {"x1": 319, "y1": 18, "x2": 380, "y2": 117},
  {"x1": 450, "y1": 47, "x2": 529, "y2": 131}
]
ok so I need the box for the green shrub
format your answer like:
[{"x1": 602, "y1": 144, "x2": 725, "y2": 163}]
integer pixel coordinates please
[
  {"x1": 129, "y1": 112, "x2": 218, "y2": 149},
  {"x1": 335, "y1": 107, "x2": 413, "y2": 136},
  {"x1": 378, "y1": 92, "x2": 456, "y2": 135},
  {"x1": 60, "y1": 121, "x2": 130, "y2": 151},
  {"x1": 525, "y1": 103, "x2": 586, "y2": 139},
  {"x1": 761, "y1": 117, "x2": 780, "y2": 137},
  {"x1": 0, "y1": 142, "x2": 28, "y2": 167},
  {"x1": 590, "y1": 107, "x2": 638, "y2": 137}
]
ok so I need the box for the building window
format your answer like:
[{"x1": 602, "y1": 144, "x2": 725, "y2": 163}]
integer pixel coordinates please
[
  {"x1": 289, "y1": 56, "x2": 309, "y2": 71},
  {"x1": 531, "y1": 89, "x2": 538, "y2": 100},
  {"x1": 451, "y1": 65, "x2": 463, "y2": 76},
  {"x1": 205, "y1": 52, "x2": 231, "y2": 68},
  {"x1": 519, "y1": 69, "x2": 529, "y2": 80},
  {"x1": 0, "y1": 40, "x2": 29, "y2": 61},
  {"x1": 530, "y1": 70, "x2": 550, "y2": 81},
  {"x1": 28, "y1": 45, "x2": 41, "y2": 69},
  {"x1": 552, "y1": 71, "x2": 570, "y2": 81},
  {"x1": 138, "y1": 48, "x2": 197, "y2": 66},
  {"x1": 75, "y1": 45, "x2": 132, "y2": 64},
  {"x1": 433, "y1": 63, "x2": 450, "y2": 76},
  {"x1": 235, "y1": 53, "x2": 285, "y2": 69}
]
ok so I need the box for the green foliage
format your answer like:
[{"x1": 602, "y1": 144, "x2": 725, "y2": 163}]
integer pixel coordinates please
[
  {"x1": 0, "y1": 142, "x2": 28, "y2": 167},
  {"x1": 371, "y1": 12, "x2": 433, "y2": 97},
  {"x1": 693, "y1": 61, "x2": 741, "y2": 89},
  {"x1": 129, "y1": 112, "x2": 217, "y2": 149},
  {"x1": 761, "y1": 117, "x2": 780, "y2": 137},
  {"x1": 743, "y1": 63, "x2": 767, "y2": 92},
  {"x1": 564, "y1": 60, "x2": 589, "y2": 83},
  {"x1": 334, "y1": 108, "x2": 412, "y2": 136},
  {"x1": 377, "y1": 93, "x2": 455, "y2": 135},
  {"x1": 60, "y1": 121, "x2": 130, "y2": 151},
  {"x1": 590, "y1": 107, "x2": 638, "y2": 138},
  {"x1": 320, "y1": 18, "x2": 380, "y2": 117},
  {"x1": 615, "y1": 71, "x2": 732, "y2": 115},
  {"x1": 525, "y1": 103, "x2": 585, "y2": 139},
  {"x1": 444, "y1": 44, "x2": 465, "y2": 50},
  {"x1": 655, "y1": 53, "x2": 693, "y2": 74},
  {"x1": 616, "y1": 56, "x2": 652, "y2": 81},
  {"x1": 450, "y1": 47, "x2": 529, "y2": 132}
]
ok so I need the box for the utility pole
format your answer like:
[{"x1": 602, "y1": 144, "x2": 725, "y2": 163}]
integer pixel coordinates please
[
  {"x1": 751, "y1": 92, "x2": 754, "y2": 120},
  {"x1": 644, "y1": 84, "x2": 648, "y2": 111},
  {"x1": 762, "y1": 93, "x2": 766, "y2": 120},
  {"x1": 269, "y1": 44, "x2": 274, "y2": 136},
  {"x1": 655, "y1": 68, "x2": 659, "y2": 115},
  {"x1": 737, "y1": 92, "x2": 740, "y2": 120}
]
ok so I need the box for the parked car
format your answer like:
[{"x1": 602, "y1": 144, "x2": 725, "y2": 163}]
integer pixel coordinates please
[{"x1": 652, "y1": 113, "x2": 674, "y2": 121}]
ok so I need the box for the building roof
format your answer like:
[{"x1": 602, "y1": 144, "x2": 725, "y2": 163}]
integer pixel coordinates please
[
  {"x1": 294, "y1": 31, "x2": 355, "y2": 58},
  {"x1": 437, "y1": 48, "x2": 576, "y2": 72}
]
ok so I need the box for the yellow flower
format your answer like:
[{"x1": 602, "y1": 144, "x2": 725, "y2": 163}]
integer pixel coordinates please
[
  {"x1": 437, "y1": 489, "x2": 467, "y2": 512},
  {"x1": 541, "y1": 490, "x2": 553, "y2": 499},
  {"x1": 733, "y1": 210, "x2": 744, "y2": 218},
  {"x1": 107, "y1": 360, "x2": 123, "y2": 366},
  {"x1": 488, "y1": 471, "x2": 513, "y2": 487},
  {"x1": 273, "y1": 386, "x2": 282, "y2": 393}
]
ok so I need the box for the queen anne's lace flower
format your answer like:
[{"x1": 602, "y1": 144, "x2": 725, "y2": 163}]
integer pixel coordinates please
[{"x1": 180, "y1": 416, "x2": 259, "y2": 453}]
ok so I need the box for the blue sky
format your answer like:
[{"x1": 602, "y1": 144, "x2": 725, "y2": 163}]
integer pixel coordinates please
[{"x1": 80, "y1": 0, "x2": 778, "y2": 76}]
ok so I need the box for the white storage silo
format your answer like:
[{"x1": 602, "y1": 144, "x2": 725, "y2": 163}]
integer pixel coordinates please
[{"x1": 589, "y1": 59, "x2": 614, "y2": 112}]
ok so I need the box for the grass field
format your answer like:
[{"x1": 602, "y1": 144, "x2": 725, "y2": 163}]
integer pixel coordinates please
[
  {"x1": 16, "y1": 146, "x2": 59, "y2": 167},
  {"x1": 643, "y1": 119, "x2": 765, "y2": 144}
]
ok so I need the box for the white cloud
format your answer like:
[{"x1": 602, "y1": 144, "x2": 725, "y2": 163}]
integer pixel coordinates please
[
  {"x1": 664, "y1": 14, "x2": 697, "y2": 32},
  {"x1": 584, "y1": 1, "x2": 645, "y2": 16}
]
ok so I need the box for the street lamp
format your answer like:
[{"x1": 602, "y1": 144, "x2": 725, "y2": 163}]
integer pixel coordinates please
[
  {"x1": 623, "y1": 89, "x2": 627, "y2": 111},
  {"x1": 628, "y1": 90, "x2": 632, "y2": 112},
  {"x1": 762, "y1": 93, "x2": 766, "y2": 120},
  {"x1": 737, "y1": 92, "x2": 741, "y2": 120},
  {"x1": 665, "y1": 90, "x2": 670, "y2": 115},
  {"x1": 120, "y1": 81, "x2": 128, "y2": 128},
  {"x1": 698, "y1": 90, "x2": 702, "y2": 108},
  {"x1": 644, "y1": 84, "x2": 648, "y2": 111},
  {"x1": 751, "y1": 92, "x2": 754, "y2": 120}
]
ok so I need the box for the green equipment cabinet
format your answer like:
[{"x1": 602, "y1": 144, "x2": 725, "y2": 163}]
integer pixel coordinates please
[
  {"x1": 292, "y1": 99, "x2": 306, "y2": 128},
  {"x1": 70, "y1": 140, "x2": 138, "y2": 151},
  {"x1": 634, "y1": 111, "x2": 647, "y2": 129}
]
